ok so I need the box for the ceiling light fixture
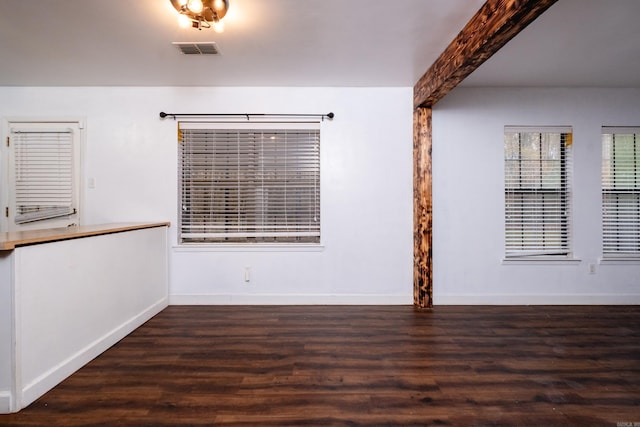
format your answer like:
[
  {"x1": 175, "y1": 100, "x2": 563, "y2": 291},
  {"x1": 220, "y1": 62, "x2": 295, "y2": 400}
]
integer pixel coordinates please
[{"x1": 170, "y1": 0, "x2": 229, "y2": 31}]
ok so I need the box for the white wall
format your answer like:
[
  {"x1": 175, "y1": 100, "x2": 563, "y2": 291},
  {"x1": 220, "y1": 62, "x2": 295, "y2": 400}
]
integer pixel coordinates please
[
  {"x1": 0, "y1": 251, "x2": 14, "y2": 412},
  {"x1": 433, "y1": 87, "x2": 640, "y2": 304},
  {"x1": 0, "y1": 87, "x2": 414, "y2": 304},
  {"x1": 14, "y1": 227, "x2": 168, "y2": 410}
]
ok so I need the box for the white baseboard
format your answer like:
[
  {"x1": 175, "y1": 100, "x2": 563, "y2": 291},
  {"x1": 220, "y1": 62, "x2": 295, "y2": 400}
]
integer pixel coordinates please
[
  {"x1": 0, "y1": 391, "x2": 13, "y2": 414},
  {"x1": 169, "y1": 294, "x2": 412, "y2": 305},
  {"x1": 171, "y1": 293, "x2": 640, "y2": 306},
  {"x1": 19, "y1": 297, "x2": 168, "y2": 409},
  {"x1": 434, "y1": 293, "x2": 640, "y2": 305}
]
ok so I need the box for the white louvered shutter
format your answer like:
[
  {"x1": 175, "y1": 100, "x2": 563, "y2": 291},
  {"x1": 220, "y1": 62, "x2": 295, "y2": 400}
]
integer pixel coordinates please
[
  {"x1": 178, "y1": 122, "x2": 320, "y2": 243},
  {"x1": 504, "y1": 127, "x2": 573, "y2": 257},
  {"x1": 9, "y1": 127, "x2": 78, "y2": 227},
  {"x1": 602, "y1": 127, "x2": 640, "y2": 257}
]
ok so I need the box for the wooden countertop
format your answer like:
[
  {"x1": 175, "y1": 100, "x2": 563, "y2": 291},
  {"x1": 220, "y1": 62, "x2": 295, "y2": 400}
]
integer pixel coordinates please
[{"x1": 0, "y1": 222, "x2": 170, "y2": 250}]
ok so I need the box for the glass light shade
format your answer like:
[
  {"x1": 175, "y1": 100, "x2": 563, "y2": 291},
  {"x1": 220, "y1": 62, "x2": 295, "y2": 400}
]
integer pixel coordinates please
[
  {"x1": 171, "y1": 0, "x2": 228, "y2": 30},
  {"x1": 213, "y1": 0, "x2": 225, "y2": 11},
  {"x1": 187, "y1": 0, "x2": 203, "y2": 13}
]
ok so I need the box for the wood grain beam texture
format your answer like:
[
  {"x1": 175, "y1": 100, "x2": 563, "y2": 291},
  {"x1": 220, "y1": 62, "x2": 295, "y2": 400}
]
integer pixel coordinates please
[
  {"x1": 414, "y1": 0, "x2": 559, "y2": 109},
  {"x1": 412, "y1": 0, "x2": 558, "y2": 307},
  {"x1": 413, "y1": 107, "x2": 432, "y2": 309}
]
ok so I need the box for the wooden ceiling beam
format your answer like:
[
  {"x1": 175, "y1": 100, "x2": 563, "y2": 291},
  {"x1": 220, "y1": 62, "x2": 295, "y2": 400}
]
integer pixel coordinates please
[{"x1": 413, "y1": 0, "x2": 558, "y2": 109}]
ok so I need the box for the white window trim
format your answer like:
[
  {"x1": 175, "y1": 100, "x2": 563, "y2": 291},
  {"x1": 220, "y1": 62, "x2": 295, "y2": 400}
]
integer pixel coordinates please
[
  {"x1": 173, "y1": 243, "x2": 325, "y2": 252},
  {"x1": 601, "y1": 126, "x2": 640, "y2": 260},
  {"x1": 1, "y1": 118, "x2": 85, "y2": 233},
  {"x1": 501, "y1": 256, "x2": 581, "y2": 265},
  {"x1": 598, "y1": 256, "x2": 640, "y2": 265},
  {"x1": 503, "y1": 125, "x2": 574, "y2": 260},
  {"x1": 177, "y1": 120, "x2": 322, "y2": 246}
]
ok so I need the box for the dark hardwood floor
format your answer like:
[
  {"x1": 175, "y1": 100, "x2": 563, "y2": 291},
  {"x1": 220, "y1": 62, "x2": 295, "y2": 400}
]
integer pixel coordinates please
[{"x1": 1, "y1": 305, "x2": 639, "y2": 426}]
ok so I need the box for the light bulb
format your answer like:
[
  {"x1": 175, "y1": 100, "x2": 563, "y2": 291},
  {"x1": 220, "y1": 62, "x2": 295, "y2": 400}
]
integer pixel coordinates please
[
  {"x1": 213, "y1": 0, "x2": 225, "y2": 11},
  {"x1": 177, "y1": 0, "x2": 188, "y2": 6},
  {"x1": 212, "y1": 20, "x2": 225, "y2": 33},
  {"x1": 187, "y1": 0, "x2": 203, "y2": 13},
  {"x1": 178, "y1": 14, "x2": 191, "y2": 28}
]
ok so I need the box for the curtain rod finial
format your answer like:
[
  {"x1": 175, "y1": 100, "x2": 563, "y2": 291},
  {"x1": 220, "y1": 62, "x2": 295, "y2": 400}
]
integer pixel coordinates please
[
  {"x1": 159, "y1": 112, "x2": 177, "y2": 120},
  {"x1": 327, "y1": 112, "x2": 334, "y2": 119}
]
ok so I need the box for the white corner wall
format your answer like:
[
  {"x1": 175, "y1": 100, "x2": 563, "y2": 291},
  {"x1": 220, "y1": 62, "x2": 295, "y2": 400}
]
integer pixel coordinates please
[
  {"x1": 0, "y1": 251, "x2": 14, "y2": 412},
  {"x1": 0, "y1": 87, "x2": 414, "y2": 304},
  {"x1": 432, "y1": 87, "x2": 640, "y2": 304}
]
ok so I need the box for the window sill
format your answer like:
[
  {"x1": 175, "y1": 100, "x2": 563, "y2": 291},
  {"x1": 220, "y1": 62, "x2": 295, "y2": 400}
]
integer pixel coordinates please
[
  {"x1": 599, "y1": 256, "x2": 640, "y2": 265},
  {"x1": 173, "y1": 243, "x2": 324, "y2": 252},
  {"x1": 501, "y1": 257, "x2": 581, "y2": 265}
]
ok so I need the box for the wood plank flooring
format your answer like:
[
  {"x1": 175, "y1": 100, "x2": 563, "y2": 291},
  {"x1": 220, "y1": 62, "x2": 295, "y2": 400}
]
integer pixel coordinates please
[{"x1": 1, "y1": 305, "x2": 639, "y2": 426}]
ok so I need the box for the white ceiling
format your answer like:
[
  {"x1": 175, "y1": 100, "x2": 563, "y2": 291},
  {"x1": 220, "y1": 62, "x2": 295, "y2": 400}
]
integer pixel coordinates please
[
  {"x1": 0, "y1": 0, "x2": 638, "y2": 88},
  {"x1": 462, "y1": 0, "x2": 640, "y2": 88}
]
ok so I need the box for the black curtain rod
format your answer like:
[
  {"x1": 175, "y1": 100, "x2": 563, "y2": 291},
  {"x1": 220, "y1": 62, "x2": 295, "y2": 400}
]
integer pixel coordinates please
[{"x1": 159, "y1": 112, "x2": 334, "y2": 120}]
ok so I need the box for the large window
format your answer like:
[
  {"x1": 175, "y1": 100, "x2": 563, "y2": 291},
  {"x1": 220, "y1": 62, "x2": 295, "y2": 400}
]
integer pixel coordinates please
[
  {"x1": 504, "y1": 126, "x2": 572, "y2": 258},
  {"x1": 5, "y1": 121, "x2": 81, "y2": 232},
  {"x1": 178, "y1": 122, "x2": 320, "y2": 244},
  {"x1": 602, "y1": 127, "x2": 640, "y2": 258}
]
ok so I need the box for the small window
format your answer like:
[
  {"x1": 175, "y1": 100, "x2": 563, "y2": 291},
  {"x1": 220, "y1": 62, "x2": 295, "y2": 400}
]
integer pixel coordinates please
[
  {"x1": 178, "y1": 122, "x2": 320, "y2": 244},
  {"x1": 6, "y1": 121, "x2": 82, "y2": 231},
  {"x1": 602, "y1": 127, "x2": 640, "y2": 258},
  {"x1": 504, "y1": 126, "x2": 573, "y2": 258}
]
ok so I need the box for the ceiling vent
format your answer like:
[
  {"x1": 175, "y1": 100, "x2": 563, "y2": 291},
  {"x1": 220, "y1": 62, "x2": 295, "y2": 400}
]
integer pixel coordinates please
[{"x1": 173, "y1": 42, "x2": 221, "y2": 55}]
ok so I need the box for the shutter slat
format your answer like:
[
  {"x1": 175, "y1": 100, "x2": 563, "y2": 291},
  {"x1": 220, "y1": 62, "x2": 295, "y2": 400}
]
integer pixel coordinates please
[
  {"x1": 12, "y1": 130, "x2": 76, "y2": 224},
  {"x1": 179, "y1": 124, "x2": 320, "y2": 243},
  {"x1": 504, "y1": 128, "x2": 572, "y2": 256},
  {"x1": 602, "y1": 128, "x2": 640, "y2": 256}
]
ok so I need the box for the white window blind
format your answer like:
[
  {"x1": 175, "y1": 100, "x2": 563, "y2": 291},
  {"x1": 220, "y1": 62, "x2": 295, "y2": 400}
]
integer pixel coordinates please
[
  {"x1": 504, "y1": 126, "x2": 573, "y2": 257},
  {"x1": 602, "y1": 127, "x2": 640, "y2": 257},
  {"x1": 178, "y1": 122, "x2": 320, "y2": 243},
  {"x1": 10, "y1": 128, "x2": 76, "y2": 224}
]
